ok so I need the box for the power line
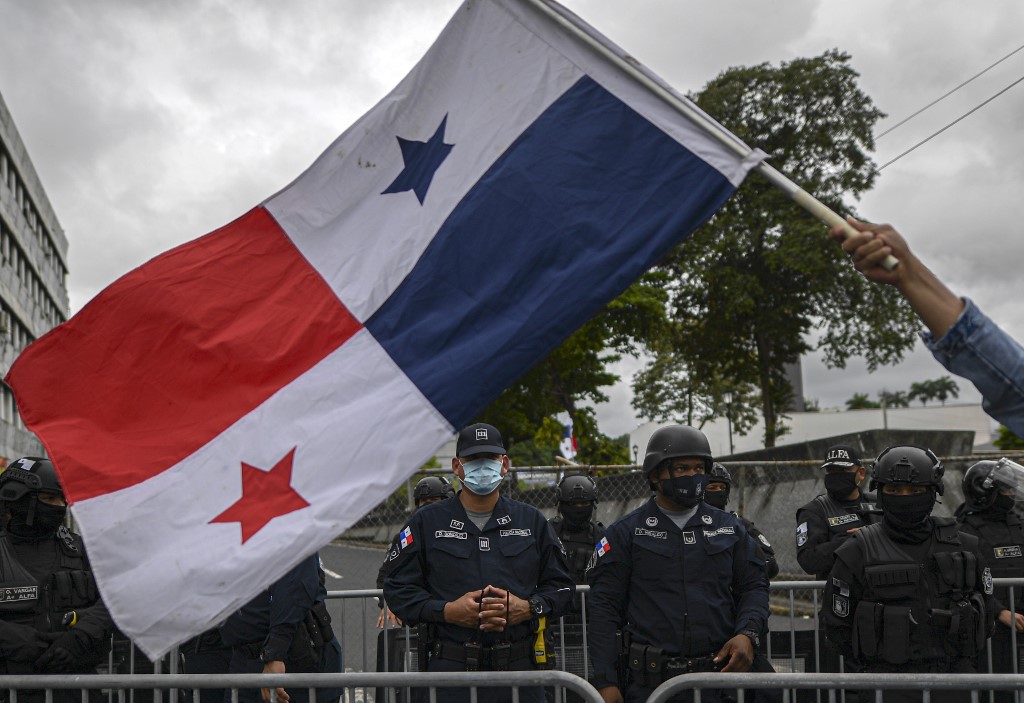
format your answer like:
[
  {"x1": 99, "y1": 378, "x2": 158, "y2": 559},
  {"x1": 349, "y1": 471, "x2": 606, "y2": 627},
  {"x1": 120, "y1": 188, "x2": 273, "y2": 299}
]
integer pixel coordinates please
[
  {"x1": 877, "y1": 42, "x2": 1024, "y2": 140},
  {"x1": 877, "y1": 72, "x2": 1024, "y2": 172}
]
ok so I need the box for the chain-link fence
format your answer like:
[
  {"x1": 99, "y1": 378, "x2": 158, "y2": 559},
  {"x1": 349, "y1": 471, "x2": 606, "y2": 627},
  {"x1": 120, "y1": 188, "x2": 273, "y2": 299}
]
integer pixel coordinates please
[{"x1": 341, "y1": 452, "x2": 1024, "y2": 614}]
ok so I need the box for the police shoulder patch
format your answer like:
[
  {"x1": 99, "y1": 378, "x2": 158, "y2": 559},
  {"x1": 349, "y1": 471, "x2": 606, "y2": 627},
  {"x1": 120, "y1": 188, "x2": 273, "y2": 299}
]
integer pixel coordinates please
[
  {"x1": 796, "y1": 522, "x2": 808, "y2": 547},
  {"x1": 983, "y1": 567, "x2": 994, "y2": 595},
  {"x1": 758, "y1": 533, "x2": 771, "y2": 548},
  {"x1": 833, "y1": 594, "x2": 849, "y2": 617}
]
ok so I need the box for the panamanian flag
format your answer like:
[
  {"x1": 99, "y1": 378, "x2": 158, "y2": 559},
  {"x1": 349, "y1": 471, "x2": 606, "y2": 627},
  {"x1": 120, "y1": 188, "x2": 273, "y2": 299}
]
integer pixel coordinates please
[
  {"x1": 6, "y1": 0, "x2": 763, "y2": 657},
  {"x1": 558, "y1": 420, "x2": 578, "y2": 461}
]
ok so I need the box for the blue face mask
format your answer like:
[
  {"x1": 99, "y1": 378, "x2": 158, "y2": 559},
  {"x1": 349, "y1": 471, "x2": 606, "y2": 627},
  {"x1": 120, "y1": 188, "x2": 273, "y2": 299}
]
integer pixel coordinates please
[{"x1": 460, "y1": 458, "x2": 504, "y2": 495}]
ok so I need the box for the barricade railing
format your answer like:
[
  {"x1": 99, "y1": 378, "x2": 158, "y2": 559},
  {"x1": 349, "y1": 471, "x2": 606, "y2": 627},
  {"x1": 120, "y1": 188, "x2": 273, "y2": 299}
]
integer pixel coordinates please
[
  {"x1": 0, "y1": 671, "x2": 604, "y2": 703},
  {"x1": 647, "y1": 672, "x2": 1024, "y2": 703}
]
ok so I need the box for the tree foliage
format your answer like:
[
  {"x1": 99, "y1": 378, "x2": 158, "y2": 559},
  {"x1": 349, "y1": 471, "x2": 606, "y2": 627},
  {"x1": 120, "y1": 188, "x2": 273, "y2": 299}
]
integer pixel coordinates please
[
  {"x1": 846, "y1": 393, "x2": 880, "y2": 410},
  {"x1": 994, "y1": 425, "x2": 1024, "y2": 450},
  {"x1": 633, "y1": 50, "x2": 919, "y2": 447}
]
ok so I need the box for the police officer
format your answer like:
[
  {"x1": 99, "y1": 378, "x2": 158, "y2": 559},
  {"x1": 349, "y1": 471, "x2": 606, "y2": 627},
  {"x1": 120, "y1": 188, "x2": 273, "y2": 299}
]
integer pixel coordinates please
[
  {"x1": 704, "y1": 464, "x2": 779, "y2": 579},
  {"x1": 383, "y1": 423, "x2": 574, "y2": 703},
  {"x1": 219, "y1": 552, "x2": 343, "y2": 703},
  {"x1": 548, "y1": 474, "x2": 605, "y2": 588},
  {"x1": 956, "y1": 458, "x2": 1024, "y2": 701},
  {"x1": 377, "y1": 476, "x2": 456, "y2": 628},
  {"x1": 587, "y1": 426, "x2": 770, "y2": 703},
  {"x1": 795, "y1": 445, "x2": 882, "y2": 580},
  {"x1": 0, "y1": 457, "x2": 112, "y2": 703},
  {"x1": 823, "y1": 446, "x2": 994, "y2": 703}
]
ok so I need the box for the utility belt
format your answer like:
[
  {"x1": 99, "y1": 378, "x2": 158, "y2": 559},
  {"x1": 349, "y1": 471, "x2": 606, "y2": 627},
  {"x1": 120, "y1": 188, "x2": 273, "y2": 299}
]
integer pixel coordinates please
[
  {"x1": 233, "y1": 601, "x2": 335, "y2": 668},
  {"x1": 627, "y1": 642, "x2": 720, "y2": 688},
  {"x1": 431, "y1": 638, "x2": 534, "y2": 671}
]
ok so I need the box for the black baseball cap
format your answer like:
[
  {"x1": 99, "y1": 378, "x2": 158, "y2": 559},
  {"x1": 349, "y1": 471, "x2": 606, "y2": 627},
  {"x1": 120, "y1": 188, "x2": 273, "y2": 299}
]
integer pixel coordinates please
[
  {"x1": 456, "y1": 423, "x2": 505, "y2": 457},
  {"x1": 821, "y1": 444, "x2": 863, "y2": 470}
]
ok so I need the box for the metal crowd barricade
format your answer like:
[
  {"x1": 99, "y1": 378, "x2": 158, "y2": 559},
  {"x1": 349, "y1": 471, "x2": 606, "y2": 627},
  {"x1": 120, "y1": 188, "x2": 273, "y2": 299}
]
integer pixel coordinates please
[
  {"x1": 0, "y1": 671, "x2": 604, "y2": 703},
  {"x1": 647, "y1": 672, "x2": 1024, "y2": 703}
]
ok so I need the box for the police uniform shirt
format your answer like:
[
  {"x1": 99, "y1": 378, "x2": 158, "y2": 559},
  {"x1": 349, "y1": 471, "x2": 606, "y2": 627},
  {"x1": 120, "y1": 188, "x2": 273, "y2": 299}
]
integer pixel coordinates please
[
  {"x1": 737, "y1": 515, "x2": 779, "y2": 580},
  {"x1": 795, "y1": 492, "x2": 881, "y2": 579},
  {"x1": 382, "y1": 494, "x2": 575, "y2": 646},
  {"x1": 587, "y1": 498, "x2": 770, "y2": 690}
]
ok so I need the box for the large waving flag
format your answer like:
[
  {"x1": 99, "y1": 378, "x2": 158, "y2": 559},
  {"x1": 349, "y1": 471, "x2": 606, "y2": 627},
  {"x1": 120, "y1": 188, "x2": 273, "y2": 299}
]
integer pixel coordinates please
[{"x1": 6, "y1": 0, "x2": 763, "y2": 657}]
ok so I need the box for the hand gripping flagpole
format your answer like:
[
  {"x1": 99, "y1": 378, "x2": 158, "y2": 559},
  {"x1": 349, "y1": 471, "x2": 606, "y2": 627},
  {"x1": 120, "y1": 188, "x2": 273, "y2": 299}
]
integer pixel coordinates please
[{"x1": 526, "y1": 0, "x2": 899, "y2": 271}]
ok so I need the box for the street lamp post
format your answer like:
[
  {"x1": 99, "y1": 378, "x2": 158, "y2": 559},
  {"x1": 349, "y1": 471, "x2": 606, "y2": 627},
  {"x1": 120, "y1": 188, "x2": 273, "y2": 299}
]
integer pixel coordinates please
[
  {"x1": 632, "y1": 444, "x2": 639, "y2": 466},
  {"x1": 724, "y1": 392, "x2": 734, "y2": 456}
]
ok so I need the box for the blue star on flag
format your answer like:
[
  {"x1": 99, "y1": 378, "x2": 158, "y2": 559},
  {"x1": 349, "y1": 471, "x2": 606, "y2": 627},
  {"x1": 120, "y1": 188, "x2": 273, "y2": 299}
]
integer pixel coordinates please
[{"x1": 381, "y1": 115, "x2": 454, "y2": 205}]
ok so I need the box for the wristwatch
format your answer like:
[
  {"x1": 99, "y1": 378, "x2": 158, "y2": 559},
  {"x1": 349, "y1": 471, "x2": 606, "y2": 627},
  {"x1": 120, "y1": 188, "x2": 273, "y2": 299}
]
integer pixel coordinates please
[
  {"x1": 737, "y1": 629, "x2": 760, "y2": 648},
  {"x1": 528, "y1": 596, "x2": 545, "y2": 617}
]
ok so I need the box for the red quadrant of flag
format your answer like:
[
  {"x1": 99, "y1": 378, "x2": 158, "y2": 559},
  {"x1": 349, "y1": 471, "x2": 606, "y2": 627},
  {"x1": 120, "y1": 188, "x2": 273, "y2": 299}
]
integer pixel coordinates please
[{"x1": 7, "y1": 207, "x2": 361, "y2": 502}]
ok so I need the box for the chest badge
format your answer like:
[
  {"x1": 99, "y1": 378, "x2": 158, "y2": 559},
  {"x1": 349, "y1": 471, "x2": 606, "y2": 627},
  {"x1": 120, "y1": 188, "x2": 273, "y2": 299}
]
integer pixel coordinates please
[
  {"x1": 646, "y1": 517, "x2": 658, "y2": 527},
  {"x1": 479, "y1": 537, "x2": 490, "y2": 551},
  {"x1": 497, "y1": 515, "x2": 512, "y2": 526},
  {"x1": 450, "y1": 519, "x2": 464, "y2": 530},
  {"x1": 682, "y1": 531, "x2": 696, "y2": 545},
  {"x1": 701, "y1": 514, "x2": 713, "y2": 525}
]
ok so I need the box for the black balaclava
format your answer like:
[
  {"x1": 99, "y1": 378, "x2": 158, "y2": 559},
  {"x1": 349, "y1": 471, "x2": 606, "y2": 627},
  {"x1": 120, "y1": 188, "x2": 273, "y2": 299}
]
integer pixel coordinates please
[
  {"x1": 824, "y1": 472, "x2": 861, "y2": 501},
  {"x1": 704, "y1": 487, "x2": 729, "y2": 511},
  {"x1": 559, "y1": 503, "x2": 595, "y2": 529},
  {"x1": 5, "y1": 495, "x2": 66, "y2": 541},
  {"x1": 879, "y1": 488, "x2": 936, "y2": 542}
]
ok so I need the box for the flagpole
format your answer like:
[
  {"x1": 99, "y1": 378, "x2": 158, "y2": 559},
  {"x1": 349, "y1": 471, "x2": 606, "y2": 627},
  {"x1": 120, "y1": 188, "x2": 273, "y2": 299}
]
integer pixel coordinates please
[{"x1": 526, "y1": 0, "x2": 899, "y2": 271}]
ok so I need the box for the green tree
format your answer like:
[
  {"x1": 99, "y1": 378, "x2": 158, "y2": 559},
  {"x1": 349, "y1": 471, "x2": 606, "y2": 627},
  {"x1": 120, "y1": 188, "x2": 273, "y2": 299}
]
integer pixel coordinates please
[
  {"x1": 994, "y1": 425, "x2": 1024, "y2": 450},
  {"x1": 636, "y1": 50, "x2": 918, "y2": 447},
  {"x1": 931, "y1": 375, "x2": 960, "y2": 405},
  {"x1": 477, "y1": 273, "x2": 668, "y2": 464},
  {"x1": 846, "y1": 392, "x2": 880, "y2": 410},
  {"x1": 908, "y1": 380, "x2": 935, "y2": 406},
  {"x1": 878, "y1": 389, "x2": 909, "y2": 408}
]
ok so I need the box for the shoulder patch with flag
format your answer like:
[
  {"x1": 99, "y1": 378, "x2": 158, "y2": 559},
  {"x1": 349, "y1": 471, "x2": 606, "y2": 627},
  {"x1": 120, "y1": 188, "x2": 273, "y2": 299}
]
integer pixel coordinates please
[
  {"x1": 5, "y1": 0, "x2": 763, "y2": 658},
  {"x1": 399, "y1": 526, "x2": 414, "y2": 549}
]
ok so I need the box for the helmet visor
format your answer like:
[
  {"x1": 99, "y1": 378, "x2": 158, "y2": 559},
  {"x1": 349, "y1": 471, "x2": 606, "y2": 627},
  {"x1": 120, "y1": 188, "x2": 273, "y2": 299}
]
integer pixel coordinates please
[{"x1": 990, "y1": 458, "x2": 1024, "y2": 497}]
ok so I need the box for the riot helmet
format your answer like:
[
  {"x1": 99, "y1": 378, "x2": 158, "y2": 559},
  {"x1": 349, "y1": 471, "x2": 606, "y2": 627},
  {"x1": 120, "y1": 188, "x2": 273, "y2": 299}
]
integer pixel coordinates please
[
  {"x1": 962, "y1": 458, "x2": 1024, "y2": 513},
  {"x1": 413, "y1": 476, "x2": 454, "y2": 506},
  {"x1": 557, "y1": 474, "x2": 598, "y2": 528},
  {"x1": 704, "y1": 463, "x2": 732, "y2": 510},
  {"x1": 0, "y1": 457, "x2": 67, "y2": 538},
  {"x1": 643, "y1": 426, "x2": 713, "y2": 480},
  {"x1": 870, "y1": 445, "x2": 945, "y2": 494}
]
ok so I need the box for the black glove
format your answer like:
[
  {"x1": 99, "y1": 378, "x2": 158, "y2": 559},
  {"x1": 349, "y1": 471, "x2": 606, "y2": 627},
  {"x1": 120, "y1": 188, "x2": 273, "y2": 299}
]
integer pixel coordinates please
[{"x1": 35, "y1": 629, "x2": 92, "y2": 672}]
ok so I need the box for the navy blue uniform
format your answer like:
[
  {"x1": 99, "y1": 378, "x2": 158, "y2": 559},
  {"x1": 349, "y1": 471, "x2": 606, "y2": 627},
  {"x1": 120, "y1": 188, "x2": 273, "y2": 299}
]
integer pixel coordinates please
[
  {"x1": 588, "y1": 498, "x2": 769, "y2": 702},
  {"x1": 383, "y1": 494, "x2": 574, "y2": 703},
  {"x1": 220, "y1": 553, "x2": 342, "y2": 703}
]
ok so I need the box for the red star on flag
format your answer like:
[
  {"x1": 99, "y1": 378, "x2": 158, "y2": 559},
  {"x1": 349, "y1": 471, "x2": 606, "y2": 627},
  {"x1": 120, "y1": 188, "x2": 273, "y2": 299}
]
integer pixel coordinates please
[{"x1": 210, "y1": 448, "x2": 310, "y2": 543}]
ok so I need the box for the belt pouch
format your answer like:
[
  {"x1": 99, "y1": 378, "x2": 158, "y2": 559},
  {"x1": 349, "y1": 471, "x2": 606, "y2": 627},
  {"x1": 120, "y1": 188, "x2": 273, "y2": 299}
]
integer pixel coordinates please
[{"x1": 881, "y1": 606, "x2": 911, "y2": 665}]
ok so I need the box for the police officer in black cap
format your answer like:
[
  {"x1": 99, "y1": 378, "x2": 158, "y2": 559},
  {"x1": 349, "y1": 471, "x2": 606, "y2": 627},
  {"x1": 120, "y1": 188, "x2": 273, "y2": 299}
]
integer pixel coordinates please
[
  {"x1": 377, "y1": 476, "x2": 456, "y2": 628},
  {"x1": 549, "y1": 474, "x2": 605, "y2": 588},
  {"x1": 704, "y1": 464, "x2": 778, "y2": 580},
  {"x1": 823, "y1": 446, "x2": 994, "y2": 703},
  {"x1": 955, "y1": 458, "x2": 1024, "y2": 699},
  {"x1": 383, "y1": 423, "x2": 574, "y2": 703},
  {"x1": 0, "y1": 457, "x2": 112, "y2": 703},
  {"x1": 587, "y1": 425, "x2": 769, "y2": 703},
  {"x1": 795, "y1": 445, "x2": 882, "y2": 580}
]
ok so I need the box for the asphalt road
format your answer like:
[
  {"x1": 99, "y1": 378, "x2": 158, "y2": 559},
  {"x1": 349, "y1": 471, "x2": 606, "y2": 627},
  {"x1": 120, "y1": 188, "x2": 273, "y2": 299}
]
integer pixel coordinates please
[{"x1": 320, "y1": 540, "x2": 392, "y2": 672}]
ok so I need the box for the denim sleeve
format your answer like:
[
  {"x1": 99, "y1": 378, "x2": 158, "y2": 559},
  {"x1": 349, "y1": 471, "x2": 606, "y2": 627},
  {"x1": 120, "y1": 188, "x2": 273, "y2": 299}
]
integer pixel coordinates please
[{"x1": 923, "y1": 297, "x2": 1024, "y2": 438}]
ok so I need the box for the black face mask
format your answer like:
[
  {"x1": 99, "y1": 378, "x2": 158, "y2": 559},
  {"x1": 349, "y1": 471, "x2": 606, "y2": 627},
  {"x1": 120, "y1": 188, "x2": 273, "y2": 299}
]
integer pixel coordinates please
[
  {"x1": 559, "y1": 504, "x2": 594, "y2": 528},
  {"x1": 824, "y1": 472, "x2": 860, "y2": 500},
  {"x1": 880, "y1": 490, "x2": 935, "y2": 537},
  {"x1": 990, "y1": 493, "x2": 1016, "y2": 515},
  {"x1": 6, "y1": 497, "x2": 66, "y2": 540},
  {"x1": 703, "y1": 491, "x2": 729, "y2": 510},
  {"x1": 660, "y1": 474, "x2": 706, "y2": 509}
]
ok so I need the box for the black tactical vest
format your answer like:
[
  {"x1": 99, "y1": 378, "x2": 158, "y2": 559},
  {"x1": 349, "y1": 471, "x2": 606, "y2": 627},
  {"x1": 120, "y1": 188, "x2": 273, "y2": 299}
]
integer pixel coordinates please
[
  {"x1": 550, "y1": 516, "x2": 600, "y2": 585},
  {"x1": 0, "y1": 527, "x2": 100, "y2": 632},
  {"x1": 850, "y1": 519, "x2": 987, "y2": 666},
  {"x1": 958, "y1": 511, "x2": 1024, "y2": 611}
]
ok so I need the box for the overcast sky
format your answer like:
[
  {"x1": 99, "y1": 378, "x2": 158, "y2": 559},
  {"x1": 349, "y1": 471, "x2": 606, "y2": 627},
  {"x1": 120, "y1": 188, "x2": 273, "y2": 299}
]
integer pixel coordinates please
[{"x1": 1, "y1": 1, "x2": 1021, "y2": 437}]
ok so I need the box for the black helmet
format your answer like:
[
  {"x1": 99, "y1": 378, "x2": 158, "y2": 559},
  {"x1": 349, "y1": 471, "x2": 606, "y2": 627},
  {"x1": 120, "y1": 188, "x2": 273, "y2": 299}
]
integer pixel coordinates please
[
  {"x1": 642, "y1": 426, "x2": 713, "y2": 478},
  {"x1": 709, "y1": 463, "x2": 732, "y2": 486},
  {"x1": 414, "y1": 476, "x2": 454, "y2": 502},
  {"x1": 0, "y1": 457, "x2": 63, "y2": 502},
  {"x1": 962, "y1": 458, "x2": 1024, "y2": 512},
  {"x1": 557, "y1": 474, "x2": 598, "y2": 503},
  {"x1": 870, "y1": 445, "x2": 944, "y2": 495}
]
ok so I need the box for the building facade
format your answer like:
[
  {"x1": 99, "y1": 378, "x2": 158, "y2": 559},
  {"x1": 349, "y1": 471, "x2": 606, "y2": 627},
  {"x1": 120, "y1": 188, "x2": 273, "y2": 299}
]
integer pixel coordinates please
[{"x1": 0, "y1": 90, "x2": 69, "y2": 463}]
